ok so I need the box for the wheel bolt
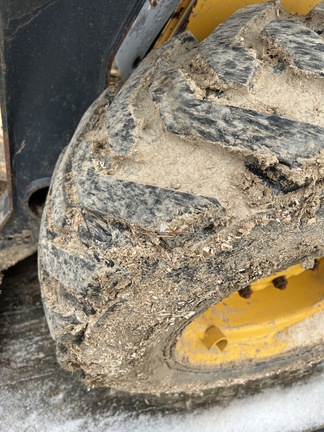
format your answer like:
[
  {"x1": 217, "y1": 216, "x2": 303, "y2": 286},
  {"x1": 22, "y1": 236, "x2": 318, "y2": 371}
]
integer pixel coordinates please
[
  {"x1": 272, "y1": 275, "x2": 287, "y2": 290},
  {"x1": 238, "y1": 285, "x2": 252, "y2": 299}
]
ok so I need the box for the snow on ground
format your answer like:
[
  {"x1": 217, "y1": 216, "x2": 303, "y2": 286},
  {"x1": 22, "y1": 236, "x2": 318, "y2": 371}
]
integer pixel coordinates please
[
  {"x1": 0, "y1": 255, "x2": 323, "y2": 432},
  {"x1": 0, "y1": 370, "x2": 324, "y2": 432}
]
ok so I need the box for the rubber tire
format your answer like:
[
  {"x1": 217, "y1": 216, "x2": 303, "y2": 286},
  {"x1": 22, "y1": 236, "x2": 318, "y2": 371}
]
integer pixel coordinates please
[{"x1": 39, "y1": 1, "x2": 324, "y2": 403}]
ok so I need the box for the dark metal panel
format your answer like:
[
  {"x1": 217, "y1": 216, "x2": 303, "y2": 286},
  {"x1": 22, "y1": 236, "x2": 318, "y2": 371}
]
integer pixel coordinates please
[{"x1": 0, "y1": 0, "x2": 145, "y2": 269}]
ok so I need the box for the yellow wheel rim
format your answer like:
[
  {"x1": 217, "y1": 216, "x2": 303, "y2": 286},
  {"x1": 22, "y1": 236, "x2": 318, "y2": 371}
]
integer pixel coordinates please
[{"x1": 175, "y1": 258, "x2": 324, "y2": 367}]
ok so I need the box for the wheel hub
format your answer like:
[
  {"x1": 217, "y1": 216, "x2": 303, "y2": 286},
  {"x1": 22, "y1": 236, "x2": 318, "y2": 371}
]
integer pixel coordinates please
[{"x1": 175, "y1": 258, "x2": 324, "y2": 367}]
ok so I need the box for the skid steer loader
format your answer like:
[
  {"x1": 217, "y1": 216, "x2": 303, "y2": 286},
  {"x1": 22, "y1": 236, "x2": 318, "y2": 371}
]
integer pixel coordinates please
[{"x1": 1, "y1": 0, "x2": 324, "y2": 406}]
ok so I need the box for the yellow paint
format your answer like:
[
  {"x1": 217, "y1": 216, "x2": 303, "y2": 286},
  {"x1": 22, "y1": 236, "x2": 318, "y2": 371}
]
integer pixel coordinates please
[
  {"x1": 156, "y1": 0, "x2": 324, "y2": 45},
  {"x1": 155, "y1": 0, "x2": 196, "y2": 46},
  {"x1": 175, "y1": 258, "x2": 324, "y2": 367}
]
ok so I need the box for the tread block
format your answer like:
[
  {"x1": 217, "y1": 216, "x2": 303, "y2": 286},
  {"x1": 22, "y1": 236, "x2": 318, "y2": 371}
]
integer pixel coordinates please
[
  {"x1": 41, "y1": 241, "x2": 99, "y2": 294},
  {"x1": 150, "y1": 69, "x2": 324, "y2": 168},
  {"x1": 49, "y1": 148, "x2": 70, "y2": 227},
  {"x1": 78, "y1": 210, "x2": 113, "y2": 247},
  {"x1": 314, "y1": 1, "x2": 324, "y2": 10},
  {"x1": 106, "y1": 33, "x2": 197, "y2": 155},
  {"x1": 307, "y1": 2, "x2": 324, "y2": 35},
  {"x1": 154, "y1": 31, "x2": 197, "y2": 58},
  {"x1": 77, "y1": 209, "x2": 135, "y2": 251},
  {"x1": 264, "y1": 19, "x2": 324, "y2": 76},
  {"x1": 306, "y1": 2, "x2": 324, "y2": 35},
  {"x1": 199, "y1": 3, "x2": 275, "y2": 85},
  {"x1": 106, "y1": 52, "x2": 158, "y2": 156},
  {"x1": 43, "y1": 302, "x2": 84, "y2": 344},
  {"x1": 106, "y1": 74, "x2": 139, "y2": 155},
  {"x1": 72, "y1": 142, "x2": 222, "y2": 228}
]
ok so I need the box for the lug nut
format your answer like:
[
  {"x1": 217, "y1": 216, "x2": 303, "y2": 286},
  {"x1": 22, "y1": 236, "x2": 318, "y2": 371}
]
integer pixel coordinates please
[
  {"x1": 272, "y1": 275, "x2": 287, "y2": 290},
  {"x1": 238, "y1": 285, "x2": 253, "y2": 299},
  {"x1": 311, "y1": 259, "x2": 320, "y2": 271}
]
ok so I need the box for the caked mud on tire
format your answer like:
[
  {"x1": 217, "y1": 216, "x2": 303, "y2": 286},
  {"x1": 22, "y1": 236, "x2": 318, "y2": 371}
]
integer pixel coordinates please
[{"x1": 39, "y1": 2, "x2": 324, "y2": 402}]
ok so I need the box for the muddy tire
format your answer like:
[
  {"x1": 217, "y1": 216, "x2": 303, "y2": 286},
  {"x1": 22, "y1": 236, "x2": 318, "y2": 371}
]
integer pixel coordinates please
[{"x1": 39, "y1": 2, "x2": 324, "y2": 403}]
